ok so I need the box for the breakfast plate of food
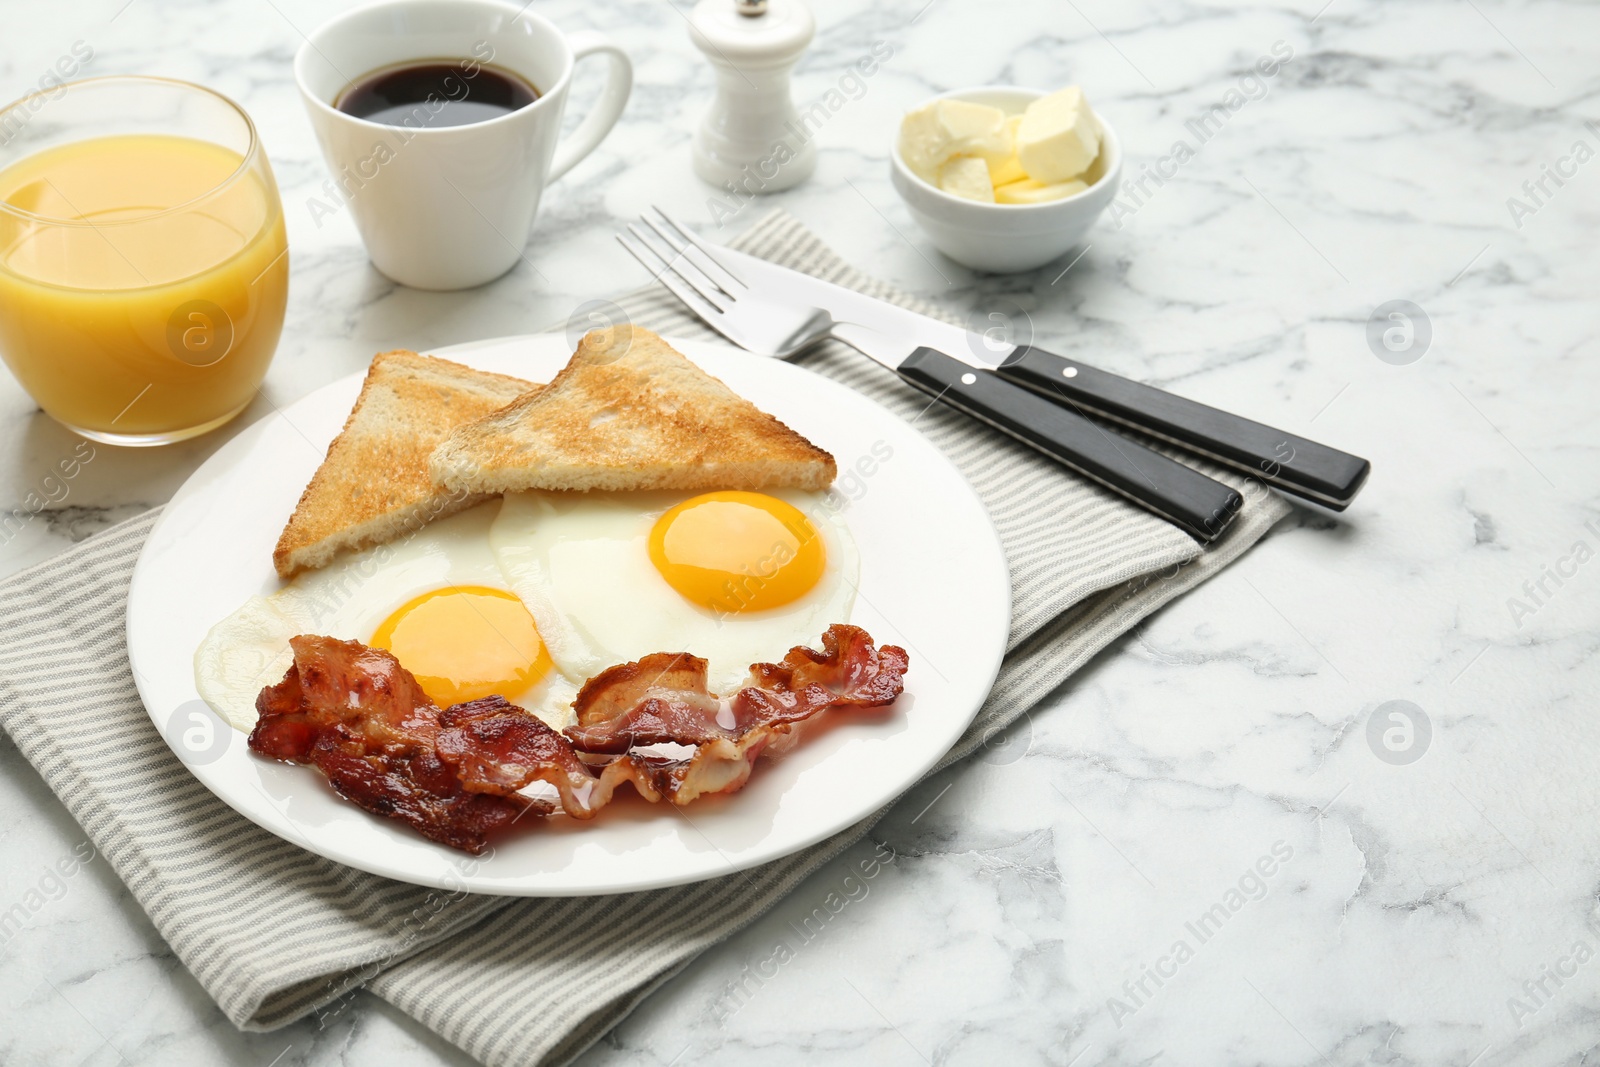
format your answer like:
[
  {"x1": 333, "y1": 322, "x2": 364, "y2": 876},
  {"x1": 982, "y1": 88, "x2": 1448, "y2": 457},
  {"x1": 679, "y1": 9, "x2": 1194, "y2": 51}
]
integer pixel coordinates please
[{"x1": 125, "y1": 327, "x2": 1009, "y2": 895}]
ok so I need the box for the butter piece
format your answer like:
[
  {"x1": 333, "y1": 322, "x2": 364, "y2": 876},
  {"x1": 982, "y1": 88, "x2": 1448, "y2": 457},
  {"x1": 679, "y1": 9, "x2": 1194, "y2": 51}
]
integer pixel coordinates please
[
  {"x1": 937, "y1": 156, "x2": 997, "y2": 202},
  {"x1": 994, "y1": 177, "x2": 1089, "y2": 204},
  {"x1": 899, "y1": 99, "x2": 1012, "y2": 183},
  {"x1": 989, "y1": 155, "x2": 1029, "y2": 187},
  {"x1": 987, "y1": 115, "x2": 1029, "y2": 186},
  {"x1": 1016, "y1": 86, "x2": 1100, "y2": 184}
]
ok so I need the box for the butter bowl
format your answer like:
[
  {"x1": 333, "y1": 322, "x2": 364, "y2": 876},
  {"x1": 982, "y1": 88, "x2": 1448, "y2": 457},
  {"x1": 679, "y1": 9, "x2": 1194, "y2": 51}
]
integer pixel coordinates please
[{"x1": 889, "y1": 85, "x2": 1121, "y2": 273}]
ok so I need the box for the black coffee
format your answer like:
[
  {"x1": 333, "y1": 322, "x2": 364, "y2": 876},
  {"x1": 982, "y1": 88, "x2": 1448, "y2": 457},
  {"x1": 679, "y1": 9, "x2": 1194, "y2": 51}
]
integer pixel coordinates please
[{"x1": 337, "y1": 61, "x2": 539, "y2": 128}]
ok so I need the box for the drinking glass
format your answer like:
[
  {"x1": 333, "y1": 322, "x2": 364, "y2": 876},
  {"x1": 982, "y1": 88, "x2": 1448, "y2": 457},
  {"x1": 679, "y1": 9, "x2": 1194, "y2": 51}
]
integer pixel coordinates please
[{"x1": 0, "y1": 76, "x2": 288, "y2": 445}]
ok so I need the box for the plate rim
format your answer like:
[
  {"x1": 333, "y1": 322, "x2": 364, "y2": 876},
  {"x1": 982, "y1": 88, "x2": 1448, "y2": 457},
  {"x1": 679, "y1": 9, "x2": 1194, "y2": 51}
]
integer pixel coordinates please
[{"x1": 126, "y1": 333, "x2": 1010, "y2": 895}]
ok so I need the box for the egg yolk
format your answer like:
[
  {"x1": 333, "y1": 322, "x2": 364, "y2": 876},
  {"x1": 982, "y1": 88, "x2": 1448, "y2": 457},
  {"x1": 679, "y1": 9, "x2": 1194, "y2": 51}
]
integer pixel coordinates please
[
  {"x1": 648, "y1": 491, "x2": 826, "y2": 613},
  {"x1": 370, "y1": 586, "x2": 551, "y2": 708}
]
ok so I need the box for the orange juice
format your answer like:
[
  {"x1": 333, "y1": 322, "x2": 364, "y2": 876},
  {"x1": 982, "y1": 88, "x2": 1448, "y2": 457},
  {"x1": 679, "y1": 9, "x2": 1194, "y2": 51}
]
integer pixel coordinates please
[{"x1": 0, "y1": 133, "x2": 288, "y2": 441}]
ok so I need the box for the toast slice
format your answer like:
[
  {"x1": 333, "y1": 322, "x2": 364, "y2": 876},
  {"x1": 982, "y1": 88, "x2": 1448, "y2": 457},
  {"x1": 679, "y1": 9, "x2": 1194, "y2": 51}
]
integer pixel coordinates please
[
  {"x1": 272, "y1": 351, "x2": 537, "y2": 579},
  {"x1": 428, "y1": 326, "x2": 836, "y2": 494}
]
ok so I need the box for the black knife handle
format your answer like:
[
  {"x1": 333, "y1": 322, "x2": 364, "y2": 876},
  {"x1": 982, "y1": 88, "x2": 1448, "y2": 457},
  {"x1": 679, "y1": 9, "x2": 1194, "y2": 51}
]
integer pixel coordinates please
[
  {"x1": 993, "y1": 346, "x2": 1370, "y2": 510},
  {"x1": 898, "y1": 348, "x2": 1242, "y2": 543}
]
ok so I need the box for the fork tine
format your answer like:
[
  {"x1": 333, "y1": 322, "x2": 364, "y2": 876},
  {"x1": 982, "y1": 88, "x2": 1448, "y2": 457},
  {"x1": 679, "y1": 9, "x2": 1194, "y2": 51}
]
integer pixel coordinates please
[
  {"x1": 639, "y1": 213, "x2": 738, "y2": 300},
  {"x1": 615, "y1": 233, "x2": 725, "y2": 322},
  {"x1": 645, "y1": 207, "x2": 747, "y2": 293},
  {"x1": 626, "y1": 222, "x2": 731, "y2": 312}
]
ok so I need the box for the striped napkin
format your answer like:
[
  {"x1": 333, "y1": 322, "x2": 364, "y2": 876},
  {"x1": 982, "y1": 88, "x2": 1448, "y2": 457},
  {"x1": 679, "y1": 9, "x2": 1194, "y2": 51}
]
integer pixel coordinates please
[{"x1": 0, "y1": 210, "x2": 1290, "y2": 1065}]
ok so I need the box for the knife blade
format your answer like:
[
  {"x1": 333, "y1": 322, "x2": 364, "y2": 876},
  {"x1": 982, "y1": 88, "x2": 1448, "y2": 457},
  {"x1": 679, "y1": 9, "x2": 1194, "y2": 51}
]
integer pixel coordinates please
[{"x1": 704, "y1": 243, "x2": 1370, "y2": 510}]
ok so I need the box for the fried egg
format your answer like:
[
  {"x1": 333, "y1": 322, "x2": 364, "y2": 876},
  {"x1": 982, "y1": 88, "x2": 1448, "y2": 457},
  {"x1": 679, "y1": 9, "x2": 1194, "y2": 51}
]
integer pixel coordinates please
[
  {"x1": 195, "y1": 502, "x2": 577, "y2": 732},
  {"x1": 490, "y1": 489, "x2": 858, "y2": 694}
]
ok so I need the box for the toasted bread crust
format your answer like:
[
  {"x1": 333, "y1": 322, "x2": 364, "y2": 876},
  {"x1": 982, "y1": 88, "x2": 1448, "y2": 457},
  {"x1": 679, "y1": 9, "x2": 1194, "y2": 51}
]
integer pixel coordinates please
[
  {"x1": 272, "y1": 351, "x2": 536, "y2": 578},
  {"x1": 428, "y1": 327, "x2": 836, "y2": 494}
]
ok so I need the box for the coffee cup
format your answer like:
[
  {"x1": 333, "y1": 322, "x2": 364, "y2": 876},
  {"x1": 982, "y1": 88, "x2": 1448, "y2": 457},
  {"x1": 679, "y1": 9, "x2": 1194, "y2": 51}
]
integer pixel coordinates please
[{"x1": 294, "y1": 0, "x2": 632, "y2": 290}]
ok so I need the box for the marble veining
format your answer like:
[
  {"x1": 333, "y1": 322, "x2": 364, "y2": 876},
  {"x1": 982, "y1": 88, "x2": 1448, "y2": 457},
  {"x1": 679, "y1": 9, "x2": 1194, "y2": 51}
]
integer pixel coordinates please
[{"x1": 1, "y1": 0, "x2": 1597, "y2": 1064}]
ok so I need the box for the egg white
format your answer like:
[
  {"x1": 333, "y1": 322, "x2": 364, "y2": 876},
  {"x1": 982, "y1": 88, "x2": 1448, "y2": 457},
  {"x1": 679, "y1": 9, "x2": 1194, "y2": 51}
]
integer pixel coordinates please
[
  {"x1": 194, "y1": 501, "x2": 578, "y2": 733},
  {"x1": 489, "y1": 489, "x2": 859, "y2": 695}
]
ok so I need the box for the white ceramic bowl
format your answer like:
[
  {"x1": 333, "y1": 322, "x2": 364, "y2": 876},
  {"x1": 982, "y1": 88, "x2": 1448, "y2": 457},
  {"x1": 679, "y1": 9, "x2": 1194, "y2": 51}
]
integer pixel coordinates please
[{"x1": 889, "y1": 85, "x2": 1121, "y2": 273}]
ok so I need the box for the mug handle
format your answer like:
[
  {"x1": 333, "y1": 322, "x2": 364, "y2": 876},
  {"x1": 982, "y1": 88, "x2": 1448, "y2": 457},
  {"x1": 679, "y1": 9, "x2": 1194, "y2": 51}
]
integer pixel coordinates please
[{"x1": 548, "y1": 31, "x2": 633, "y2": 182}]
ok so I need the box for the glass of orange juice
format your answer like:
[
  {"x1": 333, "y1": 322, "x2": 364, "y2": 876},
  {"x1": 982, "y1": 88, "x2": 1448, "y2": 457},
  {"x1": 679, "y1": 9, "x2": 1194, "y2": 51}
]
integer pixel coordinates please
[{"x1": 0, "y1": 76, "x2": 288, "y2": 445}]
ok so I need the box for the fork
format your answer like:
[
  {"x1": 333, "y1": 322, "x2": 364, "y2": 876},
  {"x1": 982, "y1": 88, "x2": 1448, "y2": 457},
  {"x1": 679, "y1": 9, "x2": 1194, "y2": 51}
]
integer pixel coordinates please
[{"x1": 616, "y1": 209, "x2": 1244, "y2": 543}]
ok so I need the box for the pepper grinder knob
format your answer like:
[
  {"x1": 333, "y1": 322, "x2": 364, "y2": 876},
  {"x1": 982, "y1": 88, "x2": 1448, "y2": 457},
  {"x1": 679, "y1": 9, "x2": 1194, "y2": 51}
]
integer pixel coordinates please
[{"x1": 687, "y1": 0, "x2": 816, "y2": 193}]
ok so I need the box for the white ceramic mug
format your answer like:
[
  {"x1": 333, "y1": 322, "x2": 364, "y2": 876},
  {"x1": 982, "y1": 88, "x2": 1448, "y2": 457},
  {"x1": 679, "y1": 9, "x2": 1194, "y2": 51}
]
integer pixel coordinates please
[{"x1": 295, "y1": 0, "x2": 632, "y2": 290}]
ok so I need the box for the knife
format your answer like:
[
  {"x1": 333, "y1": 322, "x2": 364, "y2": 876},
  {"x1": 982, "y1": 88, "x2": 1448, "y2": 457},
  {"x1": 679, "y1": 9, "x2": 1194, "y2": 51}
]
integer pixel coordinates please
[{"x1": 703, "y1": 243, "x2": 1370, "y2": 511}]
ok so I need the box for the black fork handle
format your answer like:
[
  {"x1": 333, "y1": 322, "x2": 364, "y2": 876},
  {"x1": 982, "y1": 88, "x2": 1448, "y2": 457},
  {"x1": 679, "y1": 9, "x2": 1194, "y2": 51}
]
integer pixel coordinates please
[{"x1": 897, "y1": 348, "x2": 1243, "y2": 542}]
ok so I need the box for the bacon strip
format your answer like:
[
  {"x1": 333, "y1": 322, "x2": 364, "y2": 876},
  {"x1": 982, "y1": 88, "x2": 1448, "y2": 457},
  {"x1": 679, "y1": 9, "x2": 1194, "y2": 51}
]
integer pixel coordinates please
[
  {"x1": 308, "y1": 735, "x2": 533, "y2": 855},
  {"x1": 564, "y1": 626, "x2": 910, "y2": 753},
  {"x1": 248, "y1": 636, "x2": 527, "y2": 853},
  {"x1": 552, "y1": 625, "x2": 909, "y2": 806},
  {"x1": 247, "y1": 625, "x2": 909, "y2": 853},
  {"x1": 249, "y1": 635, "x2": 440, "y2": 758}
]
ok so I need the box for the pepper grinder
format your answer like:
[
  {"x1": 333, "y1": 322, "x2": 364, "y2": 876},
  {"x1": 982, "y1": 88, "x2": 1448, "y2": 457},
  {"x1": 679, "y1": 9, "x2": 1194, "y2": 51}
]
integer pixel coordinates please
[{"x1": 687, "y1": 0, "x2": 816, "y2": 193}]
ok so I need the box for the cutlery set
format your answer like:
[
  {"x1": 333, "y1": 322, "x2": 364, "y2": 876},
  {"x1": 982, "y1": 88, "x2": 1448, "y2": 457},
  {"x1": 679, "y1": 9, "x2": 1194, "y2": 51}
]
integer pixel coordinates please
[{"x1": 620, "y1": 208, "x2": 1370, "y2": 541}]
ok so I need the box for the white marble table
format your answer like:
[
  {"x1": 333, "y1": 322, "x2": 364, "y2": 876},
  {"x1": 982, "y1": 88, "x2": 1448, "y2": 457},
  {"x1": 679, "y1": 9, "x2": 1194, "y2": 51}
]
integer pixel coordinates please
[{"x1": 3, "y1": 0, "x2": 1597, "y2": 1063}]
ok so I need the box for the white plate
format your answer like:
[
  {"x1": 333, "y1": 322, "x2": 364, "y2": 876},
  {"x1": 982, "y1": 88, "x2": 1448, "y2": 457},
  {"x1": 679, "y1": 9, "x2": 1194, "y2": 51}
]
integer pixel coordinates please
[{"x1": 126, "y1": 335, "x2": 1010, "y2": 896}]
